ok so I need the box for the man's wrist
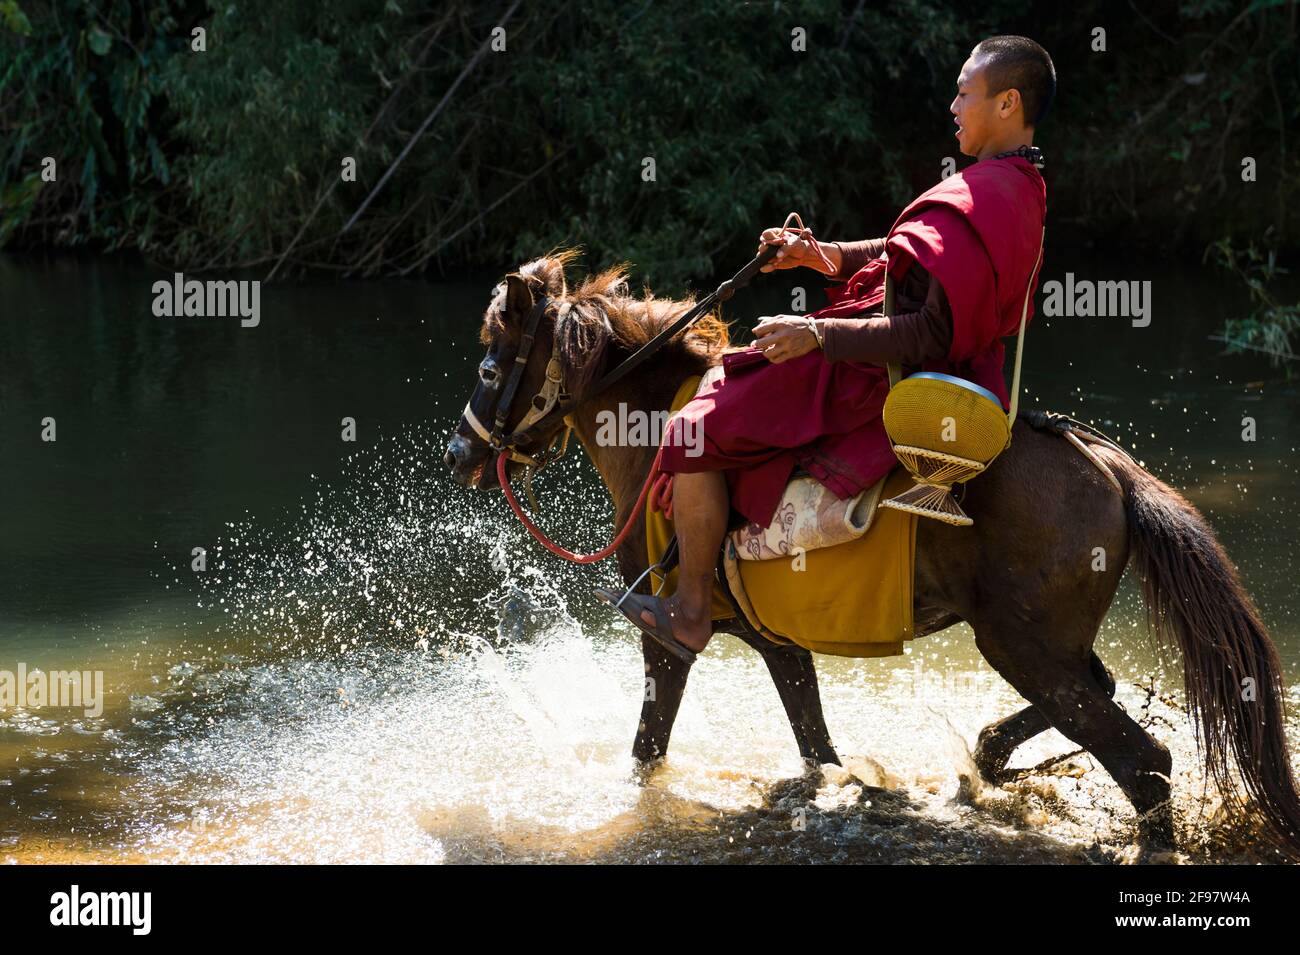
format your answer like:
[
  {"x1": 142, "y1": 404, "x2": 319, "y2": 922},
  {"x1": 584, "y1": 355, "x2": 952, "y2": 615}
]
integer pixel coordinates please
[
  {"x1": 804, "y1": 316, "x2": 824, "y2": 349},
  {"x1": 819, "y1": 243, "x2": 843, "y2": 276}
]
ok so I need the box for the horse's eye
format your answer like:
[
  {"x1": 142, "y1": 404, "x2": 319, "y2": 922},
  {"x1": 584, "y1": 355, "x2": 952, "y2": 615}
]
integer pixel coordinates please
[{"x1": 478, "y1": 359, "x2": 501, "y2": 386}]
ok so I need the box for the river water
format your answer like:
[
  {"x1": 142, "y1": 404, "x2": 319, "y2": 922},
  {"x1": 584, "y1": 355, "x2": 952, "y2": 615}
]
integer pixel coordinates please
[{"x1": 1, "y1": 251, "x2": 1297, "y2": 863}]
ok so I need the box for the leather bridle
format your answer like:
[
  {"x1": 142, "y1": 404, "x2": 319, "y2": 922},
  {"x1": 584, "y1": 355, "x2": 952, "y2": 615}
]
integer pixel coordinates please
[
  {"x1": 458, "y1": 243, "x2": 781, "y2": 499},
  {"x1": 460, "y1": 293, "x2": 574, "y2": 472}
]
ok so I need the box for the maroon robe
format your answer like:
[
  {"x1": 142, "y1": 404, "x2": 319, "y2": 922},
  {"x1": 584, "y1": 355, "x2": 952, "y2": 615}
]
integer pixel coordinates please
[{"x1": 660, "y1": 156, "x2": 1047, "y2": 528}]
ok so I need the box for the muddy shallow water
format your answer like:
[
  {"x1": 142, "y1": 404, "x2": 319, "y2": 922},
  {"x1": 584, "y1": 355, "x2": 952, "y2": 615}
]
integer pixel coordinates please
[{"x1": 2, "y1": 252, "x2": 1297, "y2": 863}]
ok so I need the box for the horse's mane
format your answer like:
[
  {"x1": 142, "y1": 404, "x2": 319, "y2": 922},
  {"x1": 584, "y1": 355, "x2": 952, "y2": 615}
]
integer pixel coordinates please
[{"x1": 482, "y1": 250, "x2": 730, "y2": 395}]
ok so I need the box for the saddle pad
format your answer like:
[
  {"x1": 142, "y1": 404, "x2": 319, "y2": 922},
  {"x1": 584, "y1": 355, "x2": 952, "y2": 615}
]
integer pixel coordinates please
[
  {"x1": 645, "y1": 375, "x2": 919, "y2": 655},
  {"x1": 731, "y1": 474, "x2": 886, "y2": 560},
  {"x1": 728, "y1": 466, "x2": 918, "y2": 657}
]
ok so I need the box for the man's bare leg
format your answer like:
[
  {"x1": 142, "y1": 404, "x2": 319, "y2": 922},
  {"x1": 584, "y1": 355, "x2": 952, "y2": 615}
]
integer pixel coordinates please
[{"x1": 641, "y1": 469, "x2": 727, "y2": 652}]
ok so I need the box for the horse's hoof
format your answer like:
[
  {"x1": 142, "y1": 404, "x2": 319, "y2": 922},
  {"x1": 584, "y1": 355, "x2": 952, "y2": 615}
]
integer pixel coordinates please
[
  {"x1": 630, "y1": 755, "x2": 666, "y2": 784},
  {"x1": 973, "y1": 728, "x2": 1015, "y2": 784}
]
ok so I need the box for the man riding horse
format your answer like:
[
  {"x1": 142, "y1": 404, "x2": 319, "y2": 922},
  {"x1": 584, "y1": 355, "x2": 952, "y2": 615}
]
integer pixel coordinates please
[
  {"x1": 599, "y1": 36, "x2": 1056, "y2": 663},
  {"x1": 448, "y1": 33, "x2": 1300, "y2": 856}
]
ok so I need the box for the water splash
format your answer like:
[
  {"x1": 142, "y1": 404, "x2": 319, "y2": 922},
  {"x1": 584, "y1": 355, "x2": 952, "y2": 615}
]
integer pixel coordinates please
[
  {"x1": 6, "y1": 427, "x2": 1294, "y2": 863},
  {"x1": 169, "y1": 426, "x2": 622, "y2": 659}
]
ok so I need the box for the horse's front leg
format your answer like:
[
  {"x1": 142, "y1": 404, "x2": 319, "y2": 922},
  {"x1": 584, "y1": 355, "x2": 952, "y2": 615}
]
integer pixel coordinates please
[
  {"x1": 736, "y1": 633, "x2": 840, "y2": 766},
  {"x1": 632, "y1": 634, "x2": 693, "y2": 763}
]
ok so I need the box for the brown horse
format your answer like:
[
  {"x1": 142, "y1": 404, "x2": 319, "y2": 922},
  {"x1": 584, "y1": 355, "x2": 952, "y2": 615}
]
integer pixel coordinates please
[{"x1": 444, "y1": 252, "x2": 1300, "y2": 858}]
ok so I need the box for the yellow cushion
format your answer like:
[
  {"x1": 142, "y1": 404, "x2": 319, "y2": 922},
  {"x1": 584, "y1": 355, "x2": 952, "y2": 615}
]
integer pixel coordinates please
[{"x1": 882, "y1": 374, "x2": 1010, "y2": 465}]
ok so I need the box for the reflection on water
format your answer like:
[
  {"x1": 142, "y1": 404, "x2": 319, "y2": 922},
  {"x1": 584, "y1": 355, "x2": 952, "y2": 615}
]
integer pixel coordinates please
[{"x1": 1, "y1": 251, "x2": 1298, "y2": 863}]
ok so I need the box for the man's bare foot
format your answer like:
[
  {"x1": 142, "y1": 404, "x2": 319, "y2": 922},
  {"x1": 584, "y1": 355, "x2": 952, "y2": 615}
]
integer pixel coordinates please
[{"x1": 640, "y1": 593, "x2": 712, "y2": 653}]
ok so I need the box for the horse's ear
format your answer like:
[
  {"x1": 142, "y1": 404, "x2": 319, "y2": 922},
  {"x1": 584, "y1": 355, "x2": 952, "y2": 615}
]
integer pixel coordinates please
[{"x1": 503, "y1": 273, "x2": 533, "y2": 323}]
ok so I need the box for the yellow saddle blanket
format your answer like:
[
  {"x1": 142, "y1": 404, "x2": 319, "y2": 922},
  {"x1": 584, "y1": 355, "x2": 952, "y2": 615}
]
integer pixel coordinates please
[{"x1": 645, "y1": 376, "x2": 918, "y2": 658}]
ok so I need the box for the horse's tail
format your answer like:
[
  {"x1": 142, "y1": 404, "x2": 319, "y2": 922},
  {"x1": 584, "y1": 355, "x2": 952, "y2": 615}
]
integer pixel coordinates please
[{"x1": 1092, "y1": 442, "x2": 1300, "y2": 857}]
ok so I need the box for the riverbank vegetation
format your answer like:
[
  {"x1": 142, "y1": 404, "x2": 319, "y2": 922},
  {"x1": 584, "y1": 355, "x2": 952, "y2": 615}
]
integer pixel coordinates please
[{"x1": 2, "y1": 0, "x2": 1297, "y2": 298}]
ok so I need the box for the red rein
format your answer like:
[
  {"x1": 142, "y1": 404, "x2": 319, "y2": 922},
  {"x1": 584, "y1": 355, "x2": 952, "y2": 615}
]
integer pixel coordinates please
[{"x1": 496, "y1": 445, "x2": 666, "y2": 564}]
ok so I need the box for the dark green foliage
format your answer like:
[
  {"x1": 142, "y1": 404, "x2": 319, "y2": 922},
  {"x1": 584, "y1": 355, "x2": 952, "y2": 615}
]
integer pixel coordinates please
[
  {"x1": 0, "y1": 1, "x2": 187, "y2": 248},
  {"x1": 2, "y1": 0, "x2": 1298, "y2": 292},
  {"x1": 1206, "y1": 233, "x2": 1300, "y2": 370}
]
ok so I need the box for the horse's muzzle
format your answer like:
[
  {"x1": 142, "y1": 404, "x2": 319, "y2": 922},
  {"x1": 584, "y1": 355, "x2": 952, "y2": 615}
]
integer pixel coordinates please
[
  {"x1": 445, "y1": 434, "x2": 484, "y2": 487},
  {"x1": 446, "y1": 434, "x2": 503, "y2": 490}
]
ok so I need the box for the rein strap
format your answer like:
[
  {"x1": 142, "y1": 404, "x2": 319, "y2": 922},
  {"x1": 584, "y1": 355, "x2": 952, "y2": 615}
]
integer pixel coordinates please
[{"x1": 502, "y1": 242, "x2": 781, "y2": 449}]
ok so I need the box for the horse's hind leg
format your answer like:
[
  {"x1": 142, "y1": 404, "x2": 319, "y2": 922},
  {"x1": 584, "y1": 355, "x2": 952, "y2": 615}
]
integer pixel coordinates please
[
  {"x1": 973, "y1": 652, "x2": 1116, "y2": 781},
  {"x1": 632, "y1": 635, "x2": 693, "y2": 763},
  {"x1": 974, "y1": 624, "x2": 1174, "y2": 845},
  {"x1": 737, "y1": 633, "x2": 840, "y2": 766}
]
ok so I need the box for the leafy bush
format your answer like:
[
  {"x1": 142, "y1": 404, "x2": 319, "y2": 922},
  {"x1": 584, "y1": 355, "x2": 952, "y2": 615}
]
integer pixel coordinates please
[
  {"x1": 1206, "y1": 233, "x2": 1300, "y2": 370},
  {"x1": 2, "y1": 0, "x2": 1298, "y2": 290}
]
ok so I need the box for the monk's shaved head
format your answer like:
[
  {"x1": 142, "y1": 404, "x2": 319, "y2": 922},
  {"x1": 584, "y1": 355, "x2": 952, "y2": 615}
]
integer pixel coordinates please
[{"x1": 971, "y1": 36, "x2": 1056, "y2": 127}]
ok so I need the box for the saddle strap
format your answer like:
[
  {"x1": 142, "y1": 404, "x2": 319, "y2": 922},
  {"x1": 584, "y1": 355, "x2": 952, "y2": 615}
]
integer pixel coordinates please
[
  {"x1": 885, "y1": 274, "x2": 902, "y2": 389},
  {"x1": 1006, "y1": 228, "x2": 1046, "y2": 423}
]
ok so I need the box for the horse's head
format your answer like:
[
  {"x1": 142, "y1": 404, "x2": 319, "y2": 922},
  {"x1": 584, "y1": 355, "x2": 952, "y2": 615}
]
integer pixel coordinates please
[
  {"x1": 445, "y1": 251, "x2": 730, "y2": 491},
  {"x1": 445, "y1": 252, "x2": 601, "y2": 490}
]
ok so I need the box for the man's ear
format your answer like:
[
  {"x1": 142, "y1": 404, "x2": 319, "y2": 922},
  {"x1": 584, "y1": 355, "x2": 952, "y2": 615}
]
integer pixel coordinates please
[
  {"x1": 999, "y1": 87, "x2": 1022, "y2": 120},
  {"x1": 504, "y1": 273, "x2": 533, "y2": 322}
]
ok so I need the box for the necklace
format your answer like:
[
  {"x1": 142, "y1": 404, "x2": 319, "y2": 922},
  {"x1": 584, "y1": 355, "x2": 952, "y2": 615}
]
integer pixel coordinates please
[{"x1": 991, "y1": 144, "x2": 1045, "y2": 167}]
